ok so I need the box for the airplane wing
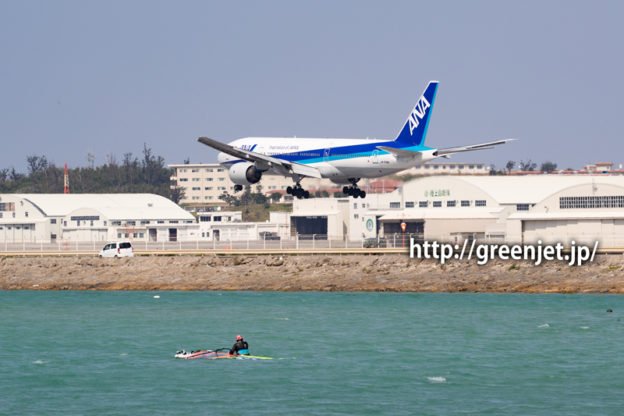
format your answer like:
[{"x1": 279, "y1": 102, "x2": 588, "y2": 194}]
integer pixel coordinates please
[
  {"x1": 197, "y1": 137, "x2": 321, "y2": 179},
  {"x1": 435, "y1": 139, "x2": 516, "y2": 156}
]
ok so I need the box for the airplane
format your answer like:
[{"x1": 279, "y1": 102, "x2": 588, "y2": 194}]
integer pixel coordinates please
[{"x1": 198, "y1": 81, "x2": 514, "y2": 199}]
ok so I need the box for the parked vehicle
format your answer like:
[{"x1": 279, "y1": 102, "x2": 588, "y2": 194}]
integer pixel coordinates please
[
  {"x1": 259, "y1": 232, "x2": 281, "y2": 241},
  {"x1": 363, "y1": 238, "x2": 387, "y2": 248},
  {"x1": 99, "y1": 241, "x2": 134, "y2": 258}
]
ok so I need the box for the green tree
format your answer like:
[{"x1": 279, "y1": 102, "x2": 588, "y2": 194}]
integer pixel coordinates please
[{"x1": 540, "y1": 161, "x2": 558, "y2": 173}]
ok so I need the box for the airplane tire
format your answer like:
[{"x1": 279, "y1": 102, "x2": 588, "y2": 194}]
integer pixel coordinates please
[
  {"x1": 286, "y1": 186, "x2": 293, "y2": 195},
  {"x1": 303, "y1": 190, "x2": 310, "y2": 199},
  {"x1": 360, "y1": 190, "x2": 366, "y2": 198}
]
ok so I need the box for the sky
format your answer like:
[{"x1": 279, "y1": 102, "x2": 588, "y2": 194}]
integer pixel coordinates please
[{"x1": 1, "y1": 0, "x2": 623, "y2": 172}]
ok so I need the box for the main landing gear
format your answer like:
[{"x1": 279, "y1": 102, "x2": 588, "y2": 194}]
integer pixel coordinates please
[
  {"x1": 287, "y1": 184, "x2": 310, "y2": 199},
  {"x1": 343, "y1": 178, "x2": 366, "y2": 198}
]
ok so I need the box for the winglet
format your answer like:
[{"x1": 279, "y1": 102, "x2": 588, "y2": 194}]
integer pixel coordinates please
[{"x1": 394, "y1": 81, "x2": 439, "y2": 146}]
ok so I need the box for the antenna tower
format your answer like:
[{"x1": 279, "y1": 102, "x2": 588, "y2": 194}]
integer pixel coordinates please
[{"x1": 64, "y1": 163, "x2": 70, "y2": 194}]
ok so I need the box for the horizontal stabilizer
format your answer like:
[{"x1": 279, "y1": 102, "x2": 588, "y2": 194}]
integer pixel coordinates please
[{"x1": 435, "y1": 139, "x2": 516, "y2": 156}]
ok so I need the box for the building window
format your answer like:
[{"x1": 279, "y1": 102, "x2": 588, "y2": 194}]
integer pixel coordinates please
[
  {"x1": 433, "y1": 201, "x2": 442, "y2": 207},
  {"x1": 139, "y1": 233, "x2": 144, "y2": 238},
  {"x1": 192, "y1": 187, "x2": 200, "y2": 191},
  {"x1": 560, "y1": 195, "x2": 624, "y2": 209},
  {"x1": 461, "y1": 200, "x2": 470, "y2": 207},
  {"x1": 447, "y1": 200, "x2": 456, "y2": 207},
  {"x1": 50, "y1": 219, "x2": 56, "y2": 224},
  {"x1": 475, "y1": 200, "x2": 487, "y2": 207},
  {"x1": 353, "y1": 203, "x2": 358, "y2": 209},
  {"x1": 191, "y1": 168, "x2": 199, "y2": 173},
  {"x1": 0, "y1": 202, "x2": 16, "y2": 211},
  {"x1": 179, "y1": 178, "x2": 188, "y2": 182},
  {"x1": 419, "y1": 201, "x2": 428, "y2": 208},
  {"x1": 169, "y1": 220, "x2": 179, "y2": 224},
  {"x1": 117, "y1": 233, "x2": 122, "y2": 238},
  {"x1": 192, "y1": 178, "x2": 200, "y2": 182},
  {"x1": 516, "y1": 204, "x2": 529, "y2": 211},
  {"x1": 25, "y1": 211, "x2": 28, "y2": 217},
  {"x1": 405, "y1": 201, "x2": 415, "y2": 208},
  {"x1": 213, "y1": 216, "x2": 222, "y2": 221},
  {"x1": 390, "y1": 202, "x2": 401, "y2": 209}
]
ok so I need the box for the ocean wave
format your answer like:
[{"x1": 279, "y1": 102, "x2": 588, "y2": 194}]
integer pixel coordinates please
[{"x1": 427, "y1": 376, "x2": 447, "y2": 383}]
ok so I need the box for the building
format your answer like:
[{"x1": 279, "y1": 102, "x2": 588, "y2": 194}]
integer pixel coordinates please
[
  {"x1": 291, "y1": 176, "x2": 624, "y2": 248},
  {"x1": 196, "y1": 211, "x2": 290, "y2": 241},
  {"x1": 169, "y1": 163, "x2": 340, "y2": 207},
  {"x1": 0, "y1": 194, "x2": 197, "y2": 243},
  {"x1": 397, "y1": 162, "x2": 489, "y2": 176}
]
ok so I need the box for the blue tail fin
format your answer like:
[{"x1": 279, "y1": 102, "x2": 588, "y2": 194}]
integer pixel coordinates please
[{"x1": 394, "y1": 81, "x2": 438, "y2": 146}]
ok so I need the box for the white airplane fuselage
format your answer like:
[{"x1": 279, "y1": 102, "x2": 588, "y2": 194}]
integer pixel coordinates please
[{"x1": 217, "y1": 137, "x2": 438, "y2": 184}]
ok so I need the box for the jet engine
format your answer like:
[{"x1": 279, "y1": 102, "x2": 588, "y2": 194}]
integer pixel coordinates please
[{"x1": 228, "y1": 162, "x2": 262, "y2": 185}]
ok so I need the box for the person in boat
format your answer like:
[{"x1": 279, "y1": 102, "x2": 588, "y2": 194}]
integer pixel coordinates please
[{"x1": 229, "y1": 334, "x2": 249, "y2": 356}]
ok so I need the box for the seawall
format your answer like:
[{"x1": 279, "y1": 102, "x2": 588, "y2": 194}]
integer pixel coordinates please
[{"x1": 1, "y1": 254, "x2": 623, "y2": 293}]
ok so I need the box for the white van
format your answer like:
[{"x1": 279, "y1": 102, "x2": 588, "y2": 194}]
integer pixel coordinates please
[{"x1": 99, "y1": 241, "x2": 134, "y2": 258}]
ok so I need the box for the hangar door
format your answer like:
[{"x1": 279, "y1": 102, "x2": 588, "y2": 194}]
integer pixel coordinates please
[
  {"x1": 522, "y1": 219, "x2": 618, "y2": 246},
  {"x1": 290, "y1": 216, "x2": 327, "y2": 236}
]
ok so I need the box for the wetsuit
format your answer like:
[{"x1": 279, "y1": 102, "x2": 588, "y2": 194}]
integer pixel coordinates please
[{"x1": 229, "y1": 340, "x2": 249, "y2": 355}]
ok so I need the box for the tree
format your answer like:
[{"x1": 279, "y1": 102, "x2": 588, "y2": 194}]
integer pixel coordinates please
[
  {"x1": 505, "y1": 160, "x2": 515, "y2": 173},
  {"x1": 269, "y1": 193, "x2": 282, "y2": 203},
  {"x1": 170, "y1": 184, "x2": 186, "y2": 204},
  {"x1": 540, "y1": 161, "x2": 557, "y2": 173},
  {"x1": 219, "y1": 192, "x2": 239, "y2": 206},
  {"x1": 519, "y1": 160, "x2": 537, "y2": 171},
  {"x1": 26, "y1": 155, "x2": 49, "y2": 175}
]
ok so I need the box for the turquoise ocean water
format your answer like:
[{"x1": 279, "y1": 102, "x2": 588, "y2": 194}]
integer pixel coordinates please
[{"x1": 1, "y1": 291, "x2": 623, "y2": 415}]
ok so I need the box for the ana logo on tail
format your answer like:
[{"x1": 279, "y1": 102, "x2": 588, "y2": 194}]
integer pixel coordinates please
[{"x1": 408, "y1": 96, "x2": 431, "y2": 135}]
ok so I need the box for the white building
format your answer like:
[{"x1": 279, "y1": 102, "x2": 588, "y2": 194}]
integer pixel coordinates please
[
  {"x1": 0, "y1": 194, "x2": 198, "y2": 243},
  {"x1": 169, "y1": 163, "x2": 339, "y2": 206},
  {"x1": 196, "y1": 211, "x2": 290, "y2": 241},
  {"x1": 292, "y1": 176, "x2": 624, "y2": 247}
]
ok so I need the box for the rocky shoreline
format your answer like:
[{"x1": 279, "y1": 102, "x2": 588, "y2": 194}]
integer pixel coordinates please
[{"x1": 1, "y1": 254, "x2": 624, "y2": 293}]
